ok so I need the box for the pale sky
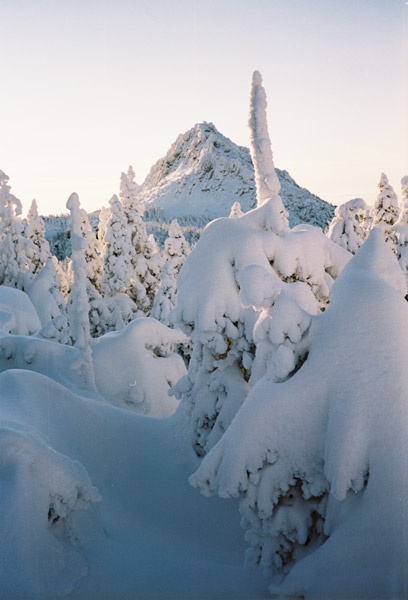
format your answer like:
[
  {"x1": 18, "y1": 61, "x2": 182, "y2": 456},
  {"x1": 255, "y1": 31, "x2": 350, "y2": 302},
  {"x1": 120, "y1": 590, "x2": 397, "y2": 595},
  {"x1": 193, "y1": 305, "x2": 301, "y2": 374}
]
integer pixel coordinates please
[{"x1": 2, "y1": 0, "x2": 407, "y2": 216}]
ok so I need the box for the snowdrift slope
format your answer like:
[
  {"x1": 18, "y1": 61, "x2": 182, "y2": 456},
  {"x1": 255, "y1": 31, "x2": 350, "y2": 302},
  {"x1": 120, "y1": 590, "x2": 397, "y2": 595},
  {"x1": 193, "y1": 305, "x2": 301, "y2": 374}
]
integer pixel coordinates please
[{"x1": 0, "y1": 367, "x2": 268, "y2": 599}]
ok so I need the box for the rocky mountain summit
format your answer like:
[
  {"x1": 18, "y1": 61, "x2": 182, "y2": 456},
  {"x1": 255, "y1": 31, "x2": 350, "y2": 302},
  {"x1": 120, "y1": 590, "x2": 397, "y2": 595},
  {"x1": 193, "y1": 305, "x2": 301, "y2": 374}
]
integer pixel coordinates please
[{"x1": 140, "y1": 122, "x2": 335, "y2": 229}]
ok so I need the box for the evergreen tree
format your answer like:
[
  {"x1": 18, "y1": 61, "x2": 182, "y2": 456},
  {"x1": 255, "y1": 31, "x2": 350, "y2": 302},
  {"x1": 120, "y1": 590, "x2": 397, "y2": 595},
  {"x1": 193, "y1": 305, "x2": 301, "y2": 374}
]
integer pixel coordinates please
[
  {"x1": 66, "y1": 193, "x2": 96, "y2": 389},
  {"x1": 119, "y1": 167, "x2": 163, "y2": 314},
  {"x1": 371, "y1": 172, "x2": 400, "y2": 249},
  {"x1": 79, "y1": 207, "x2": 103, "y2": 293},
  {"x1": 119, "y1": 165, "x2": 142, "y2": 217},
  {"x1": 327, "y1": 197, "x2": 368, "y2": 254},
  {"x1": 229, "y1": 201, "x2": 244, "y2": 218},
  {"x1": 393, "y1": 176, "x2": 408, "y2": 288},
  {"x1": 28, "y1": 257, "x2": 70, "y2": 344},
  {"x1": 151, "y1": 219, "x2": 190, "y2": 324},
  {"x1": 101, "y1": 194, "x2": 136, "y2": 298},
  {"x1": 0, "y1": 171, "x2": 35, "y2": 289},
  {"x1": 24, "y1": 199, "x2": 52, "y2": 276}
]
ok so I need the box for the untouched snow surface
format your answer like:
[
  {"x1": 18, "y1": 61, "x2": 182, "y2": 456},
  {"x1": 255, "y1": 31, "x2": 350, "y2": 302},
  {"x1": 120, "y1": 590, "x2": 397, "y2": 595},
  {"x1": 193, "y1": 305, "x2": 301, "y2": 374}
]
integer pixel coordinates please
[{"x1": 0, "y1": 321, "x2": 269, "y2": 599}]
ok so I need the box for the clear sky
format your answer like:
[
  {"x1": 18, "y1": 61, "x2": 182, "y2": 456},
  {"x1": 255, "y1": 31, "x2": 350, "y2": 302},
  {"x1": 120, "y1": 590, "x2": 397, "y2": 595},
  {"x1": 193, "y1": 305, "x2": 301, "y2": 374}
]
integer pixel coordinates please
[{"x1": 2, "y1": 0, "x2": 407, "y2": 216}]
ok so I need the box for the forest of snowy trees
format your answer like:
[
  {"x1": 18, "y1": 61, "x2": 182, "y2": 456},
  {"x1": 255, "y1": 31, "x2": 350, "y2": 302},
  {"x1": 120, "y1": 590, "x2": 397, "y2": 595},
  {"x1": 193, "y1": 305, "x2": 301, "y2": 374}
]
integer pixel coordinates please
[{"x1": 1, "y1": 71, "x2": 408, "y2": 599}]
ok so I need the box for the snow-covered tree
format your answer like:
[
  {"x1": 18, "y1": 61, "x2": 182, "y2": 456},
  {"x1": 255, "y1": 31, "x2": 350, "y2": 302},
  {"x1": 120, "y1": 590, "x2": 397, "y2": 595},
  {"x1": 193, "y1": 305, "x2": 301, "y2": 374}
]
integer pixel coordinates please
[
  {"x1": 371, "y1": 172, "x2": 400, "y2": 248},
  {"x1": 79, "y1": 207, "x2": 103, "y2": 292},
  {"x1": 28, "y1": 257, "x2": 70, "y2": 344},
  {"x1": 119, "y1": 168, "x2": 163, "y2": 315},
  {"x1": 101, "y1": 195, "x2": 137, "y2": 298},
  {"x1": 229, "y1": 201, "x2": 244, "y2": 219},
  {"x1": 248, "y1": 70, "x2": 288, "y2": 235},
  {"x1": 171, "y1": 201, "x2": 350, "y2": 456},
  {"x1": 393, "y1": 176, "x2": 408, "y2": 287},
  {"x1": 170, "y1": 74, "x2": 350, "y2": 457},
  {"x1": 327, "y1": 197, "x2": 368, "y2": 253},
  {"x1": 24, "y1": 199, "x2": 52, "y2": 275},
  {"x1": 66, "y1": 193, "x2": 96, "y2": 388},
  {"x1": 119, "y1": 165, "x2": 142, "y2": 217},
  {"x1": 191, "y1": 229, "x2": 408, "y2": 597},
  {"x1": 151, "y1": 219, "x2": 190, "y2": 325},
  {"x1": 0, "y1": 171, "x2": 35, "y2": 289}
]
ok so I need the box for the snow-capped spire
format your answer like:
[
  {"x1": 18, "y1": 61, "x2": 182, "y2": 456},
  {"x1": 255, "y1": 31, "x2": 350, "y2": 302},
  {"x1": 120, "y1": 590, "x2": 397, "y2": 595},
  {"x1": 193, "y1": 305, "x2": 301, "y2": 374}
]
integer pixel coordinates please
[
  {"x1": 248, "y1": 70, "x2": 281, "y2": 206},
  {"x1": 248, "y1": 71, "x2": 288, "y2": 235}
]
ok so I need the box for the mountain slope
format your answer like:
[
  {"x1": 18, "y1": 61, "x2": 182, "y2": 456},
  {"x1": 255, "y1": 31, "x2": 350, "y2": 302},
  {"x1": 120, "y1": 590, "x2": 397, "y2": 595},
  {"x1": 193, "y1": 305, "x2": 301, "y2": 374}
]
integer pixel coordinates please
[{"x1": 140, "y1": 122, "x2": 335, "y2": 229}]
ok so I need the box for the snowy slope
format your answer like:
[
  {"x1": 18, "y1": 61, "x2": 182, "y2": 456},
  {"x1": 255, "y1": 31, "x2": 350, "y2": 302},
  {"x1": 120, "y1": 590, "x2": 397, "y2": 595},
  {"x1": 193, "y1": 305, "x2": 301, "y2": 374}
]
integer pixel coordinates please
[
  {"x1": 140, "y1": 122, "x2": 335, "y2": 228},
  {"x1": 0, "y1": 321, "x2": 269, "y2": 599}
]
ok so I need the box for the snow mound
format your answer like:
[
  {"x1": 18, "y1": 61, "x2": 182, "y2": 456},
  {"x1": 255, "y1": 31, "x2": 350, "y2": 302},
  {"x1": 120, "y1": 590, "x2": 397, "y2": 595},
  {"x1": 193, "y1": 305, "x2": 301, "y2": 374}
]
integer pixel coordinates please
[
  {"x1": 92, "y1": 317, "x2": 188, "y2": 416},
  {"x1": 0, "y1": 286, "x2": 41, "y2": 335},
  {"x1": 0, "y1": 366, "x2": 267, "y2": 600},
  {"x1": 0, "y1": 417, "x2": 100, "y2": 598}
]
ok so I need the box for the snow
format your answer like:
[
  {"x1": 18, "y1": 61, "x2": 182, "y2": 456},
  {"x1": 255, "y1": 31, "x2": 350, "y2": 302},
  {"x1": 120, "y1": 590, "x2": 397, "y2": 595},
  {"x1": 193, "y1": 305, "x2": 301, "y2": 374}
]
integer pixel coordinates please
[
  {"x1": 0, "y1": 367, "x2": 268, "y2": 600},
  {"x1": 191, "y1": 229, "x2": 408, "y2": 597},
  {"x1": 2, "y1": 70, "x2": 408, "y2": 600},
  {"x1": 92, "y1": 317, "x2": 188, "y2": 417},
  {"x1": 248, "y1": 70, "x2": 281, "y2": 206},
  {"x1": 139, "y1": 122, "x2": 334, "y2": 229},
  {"x1": 0, "y1": 286, "x2": 41, "y2": 335}
]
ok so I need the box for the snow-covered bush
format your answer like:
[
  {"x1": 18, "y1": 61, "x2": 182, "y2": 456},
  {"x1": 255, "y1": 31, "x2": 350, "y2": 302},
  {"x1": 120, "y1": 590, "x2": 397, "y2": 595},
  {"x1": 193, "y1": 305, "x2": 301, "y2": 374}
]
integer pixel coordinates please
[{"x1": 190, "y1": 229, "x2": 408, "y2": 598}]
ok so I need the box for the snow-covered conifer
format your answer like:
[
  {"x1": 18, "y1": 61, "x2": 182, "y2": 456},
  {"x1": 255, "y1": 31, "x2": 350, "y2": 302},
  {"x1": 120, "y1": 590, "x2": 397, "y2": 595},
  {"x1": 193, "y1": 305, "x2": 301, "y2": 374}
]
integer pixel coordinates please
[
  {"x1": 24, "y1": 199, "x2": 52, "y2": 275},
  {"x1": 118, "y1": 168, "x2": 163, "y2": 314},
  {"x1": 191, "y1": 230, "x2": 408, "y2": 597},
  {"x1": 327, "y1": 197, "x2": 368, "y2": 253},
  {"x1": 0, "y1": 171, "x2": 35, "y2": 289},
  {"x1": 120, "y1": 166, "x2": 142, "y2": 217},
  {"x1": 248, "y1": 71, "x2": 288, "y2": 235},
  {"x1": 393, "y1": 176, "x2": 408, "y2": 287},
  {"x1": 28, "y1": 257, "x2": 70, "y2": 344},
  {"x1": 371, "y1": 172, "x2": 400, "y2": 248},
  {"x1": 66, "y1": 193, "x2": 96, "y2": 388},
  {"x1": 101, "y1": 195, "x2": 136, "y2": 298},
  {"x1": 79, "y1": 208, "x2": 103, "y2": 292},
  {"x1": 229, "y1": 201, "x2": 244, "y2": 218},
  {"x1": 171, "y1": 201, "x2": 350, "y2": 456},
  {"x1": 152, "y1": 219, "x2": 190, "y2": 324}
]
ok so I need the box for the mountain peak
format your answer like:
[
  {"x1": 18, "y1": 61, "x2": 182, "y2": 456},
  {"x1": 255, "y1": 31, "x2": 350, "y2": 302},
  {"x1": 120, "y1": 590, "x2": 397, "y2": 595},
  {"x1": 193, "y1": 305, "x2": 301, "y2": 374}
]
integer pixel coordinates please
[{"x1": 141, "y1": 123, "x2": 335, "y2": 228}]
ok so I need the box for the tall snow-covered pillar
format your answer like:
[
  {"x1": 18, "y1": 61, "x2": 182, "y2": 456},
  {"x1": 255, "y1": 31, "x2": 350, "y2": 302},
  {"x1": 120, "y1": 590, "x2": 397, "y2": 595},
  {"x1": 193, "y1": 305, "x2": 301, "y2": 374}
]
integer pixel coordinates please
[
  {"x1": 248, "y1": 71, "x2": 288, "y2": 234},
  {"x1": 66, "y1": 192, "x2": 96, "y2": 390}
]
